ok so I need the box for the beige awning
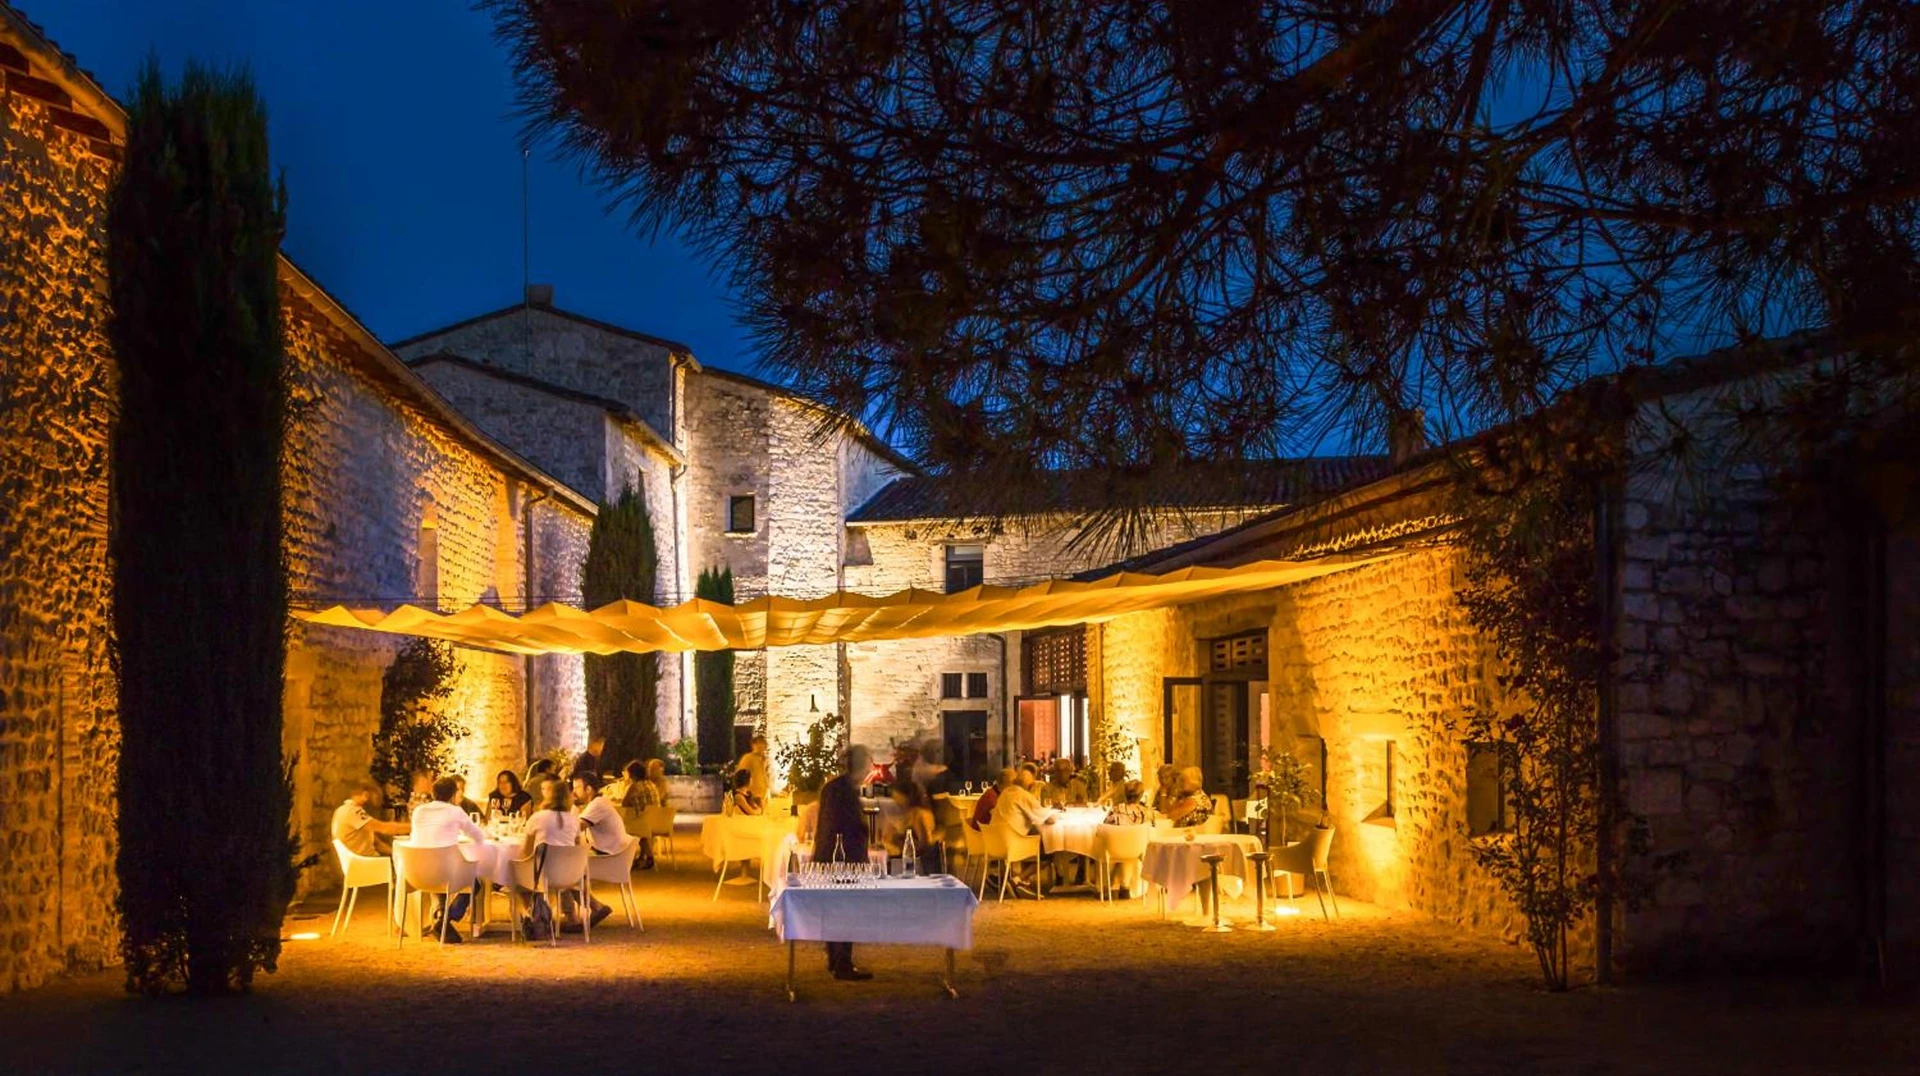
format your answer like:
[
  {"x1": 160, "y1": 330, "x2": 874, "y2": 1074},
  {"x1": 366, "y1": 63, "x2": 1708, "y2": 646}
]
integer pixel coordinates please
[{"x1": 291, "y1": 553, "x2": 1391, "y2": 655}]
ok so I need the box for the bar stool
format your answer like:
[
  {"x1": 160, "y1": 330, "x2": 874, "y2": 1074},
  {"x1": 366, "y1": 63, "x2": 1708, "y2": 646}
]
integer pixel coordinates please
[
  {"x1": 1246, "y1": 851, "x2": 1276, "y2": 931},
  {"x1": 1199, "y1": 852, "x2": 1232, "y2": 933}
]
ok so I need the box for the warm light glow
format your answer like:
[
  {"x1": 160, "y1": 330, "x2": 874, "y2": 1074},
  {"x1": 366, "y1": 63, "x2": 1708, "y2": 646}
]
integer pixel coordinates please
[
  {"x1": 287, "y1": 932, "x2": 322, "y2": 941},
  {"x1": 292, "y1": 554, "x2": 1395, "y2": 654}
]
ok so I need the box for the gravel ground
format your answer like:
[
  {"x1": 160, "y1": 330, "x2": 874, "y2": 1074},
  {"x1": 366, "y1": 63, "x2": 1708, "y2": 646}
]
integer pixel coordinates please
[{"x1": 4, "y1": 823, "x2": 1916, "y2": 1076}]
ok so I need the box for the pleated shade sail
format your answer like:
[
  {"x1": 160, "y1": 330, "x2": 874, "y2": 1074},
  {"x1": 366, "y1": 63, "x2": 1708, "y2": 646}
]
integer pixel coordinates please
[{"x1": 292, "y1": 553, "x2": 1391, "y2": 654}]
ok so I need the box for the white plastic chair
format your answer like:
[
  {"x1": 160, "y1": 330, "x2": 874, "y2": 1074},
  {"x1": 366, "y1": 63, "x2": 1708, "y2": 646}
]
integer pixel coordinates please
[
  {"x1": 981, "y1": 820, "x2": 1044, "y2": 903},
  {"x1": 392, "y1": 843, "x2": 478, "y2": 947},
  {"x1": 641, "y1": 805, "x2": 677, "y2": 868},
  {"x1": 1268, "y1": 826, "x2": 1339, "y2": 921},
  {"x1": 510, "y1": 843, "x2": 594, "y2": 945},
  {"x1": 330, "y1": 839, "x2": 394, "y2": 938},
  {"x1": 1094, "y1": 823, "x2": 1152, "y2": 903},
  {"x1": 960, "y1": 823, "x2": 987, "y2": 887},
  {"x1": 586, "y1": 835, "x2": 643, "y2": 929}
]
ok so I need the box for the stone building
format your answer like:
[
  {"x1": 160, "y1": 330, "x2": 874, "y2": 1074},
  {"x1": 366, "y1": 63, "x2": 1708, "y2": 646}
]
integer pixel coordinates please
[
  {"x1": 1071, "y1": 345, "x2": 1919, "y2": 974},
  {"x1": 0, "y1": 9, "x2": 594, "y2": 991}
]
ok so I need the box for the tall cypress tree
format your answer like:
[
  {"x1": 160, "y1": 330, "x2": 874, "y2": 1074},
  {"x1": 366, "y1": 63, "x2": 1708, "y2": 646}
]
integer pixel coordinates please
[
  {"x1": 582, "y1": 481, "x2": 659, "y2": 769},
  {"x1": 107, "y1": 61, "x2": 294, "y2": 995},
  {"x1": 694, "y1": 566, "x2": 736, "y2": 766}
]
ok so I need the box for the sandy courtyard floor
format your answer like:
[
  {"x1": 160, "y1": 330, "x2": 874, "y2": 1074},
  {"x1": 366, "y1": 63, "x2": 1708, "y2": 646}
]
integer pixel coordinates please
[{"x1": 3, "y1": 824, "x2": 1916, "y2": 1075}]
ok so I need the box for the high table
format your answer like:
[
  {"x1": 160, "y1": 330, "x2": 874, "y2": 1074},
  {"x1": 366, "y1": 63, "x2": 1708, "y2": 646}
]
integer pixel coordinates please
[
  {"x1": 768, "y1": 874, "x2": 979, "y2": 1001},
  {"x1": 1141, "y1": 833, "x2": 1265, "y2": 917}
]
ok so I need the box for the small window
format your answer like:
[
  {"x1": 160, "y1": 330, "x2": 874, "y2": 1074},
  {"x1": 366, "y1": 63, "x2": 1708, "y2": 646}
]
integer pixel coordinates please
[
  {"x1": 727, "y1": 495, "x2": 756, "y2": 534},
  {"x1": 966, "y1": 672, "x2": 989, "y2": 699},
  {"x1": 945, "y1": 543, "x2": 984, "y2": 593},
  {"x1": 940, "y1": 673, "x2": 964, "y2": 699},
  {"x1": 1466, "y1": 741, "x2": 1514, "y2": 836}
]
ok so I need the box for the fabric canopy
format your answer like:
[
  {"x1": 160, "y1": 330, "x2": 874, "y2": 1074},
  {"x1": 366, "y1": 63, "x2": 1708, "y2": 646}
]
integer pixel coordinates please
[{"x1": 292, "y1": 553, "x2": 1390, "y2": 655}]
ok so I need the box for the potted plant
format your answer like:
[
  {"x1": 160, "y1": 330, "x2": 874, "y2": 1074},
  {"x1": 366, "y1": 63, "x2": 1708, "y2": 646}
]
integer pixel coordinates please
[
  {"x1": 1256, "y1": 745, "x2": 1313, "y2": 845},
  {"x1": 775, "y1": 710, "x2": 847, "y2": 807}
]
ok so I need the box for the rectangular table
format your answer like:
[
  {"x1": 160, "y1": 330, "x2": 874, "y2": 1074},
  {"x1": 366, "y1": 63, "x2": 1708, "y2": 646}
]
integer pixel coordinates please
[{"x1": 768, "y1": 874, "x2": 979, "y2": 1001}]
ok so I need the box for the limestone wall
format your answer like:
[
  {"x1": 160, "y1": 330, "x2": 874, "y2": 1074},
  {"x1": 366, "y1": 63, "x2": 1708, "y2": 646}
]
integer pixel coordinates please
[
  {"x1": 392, "y1": 305, "x2": 677, "y2": 435},
  {"x1": 683, "y1": 370, "x2": 772, "y2": 734},
  {"x1": 411, "y1": 360, "x2": 607, "y2": 502},
  {"x1": 1612, "y1": 388, "x2": 1868, "y2": 970},
  {"x1": 0, "y1": 70, "x2": 121, "y2": 992}
]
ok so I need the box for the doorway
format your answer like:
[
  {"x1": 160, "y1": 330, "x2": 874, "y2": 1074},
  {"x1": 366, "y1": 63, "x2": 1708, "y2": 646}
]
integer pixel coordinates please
[
  {"x1": 1015, "y1": 694, "x2": 1087, "y2": 764},
  {"x1": 942, "y1": 709, "x2": 990, "y2": 784}
]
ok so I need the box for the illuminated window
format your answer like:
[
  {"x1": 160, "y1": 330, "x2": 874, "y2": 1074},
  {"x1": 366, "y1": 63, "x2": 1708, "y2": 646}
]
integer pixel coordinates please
[
  {"x1": 944, "y1": 543, "x2": 984, "y2": 592},
  {"x1": 417, "y1": 500, "x2": 440, "y2": 609},
  {"x1": 1466, "y1": 742, "x2": 1513, "y2": 836},
  {"x1": 727, "y1": 495, "x2": 756, "y2": 534}
]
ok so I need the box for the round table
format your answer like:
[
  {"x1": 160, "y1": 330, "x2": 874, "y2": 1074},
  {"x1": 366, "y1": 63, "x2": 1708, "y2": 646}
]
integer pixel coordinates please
[
  {"x1": 1141, "y1": 833, "x2": 1264, "y2": 914},
  {"x1": 1039, "y1": 807, "x2": 1110, "y2": 858}
]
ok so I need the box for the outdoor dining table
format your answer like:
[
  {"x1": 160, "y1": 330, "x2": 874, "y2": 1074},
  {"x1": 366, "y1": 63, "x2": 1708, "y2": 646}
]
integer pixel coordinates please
[
  {"x1": 768, "y1": 873, "x2": 979, "y2": 1001},
  {"x1": 391, "y1": 835, "x2": 524, "y2": 938},
  {"x1": 762, "y1": 832, "x2": 890, "y2": 902},
  {"x1": 1040, "y1": 806, "x2": 1110, "y2": 858},
  {"x1": 1141, "y1": 833, "x2": 1265, "y2": 917}
]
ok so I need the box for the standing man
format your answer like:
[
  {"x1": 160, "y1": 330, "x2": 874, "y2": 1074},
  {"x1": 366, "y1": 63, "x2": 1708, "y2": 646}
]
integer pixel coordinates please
[
  {"x1": 737, "y1": 734, "x2": 770, "y2": 803},
  {"x1": 814, "y1": 743, "x2": 874, "y2": 981},
  {"x1": 571, "y1": 736, "x2": 607, "y2": 779}
]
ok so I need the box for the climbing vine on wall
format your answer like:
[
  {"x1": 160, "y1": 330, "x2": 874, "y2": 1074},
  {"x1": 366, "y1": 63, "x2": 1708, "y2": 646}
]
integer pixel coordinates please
[{"x1": 1454, "y1": 391, "x2": 1654, "y2": 991}]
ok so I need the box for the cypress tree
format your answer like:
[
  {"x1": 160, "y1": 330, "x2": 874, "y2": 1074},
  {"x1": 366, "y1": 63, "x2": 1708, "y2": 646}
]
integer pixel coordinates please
[
  {"x1": 694, "y1": 566, "x2": 736, "y2": 766},
  {"x1": 582, "y1": 481, "x2": 659, "y2": 769},
  {"x1": 107, "y1": 61, "x2": 294, "y2": 995}
]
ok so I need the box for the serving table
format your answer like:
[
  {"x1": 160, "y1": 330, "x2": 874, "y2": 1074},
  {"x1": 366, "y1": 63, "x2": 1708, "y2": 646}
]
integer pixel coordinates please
[{"x1": 768, "y1": 873, "x2": 979, "y2": 1001}]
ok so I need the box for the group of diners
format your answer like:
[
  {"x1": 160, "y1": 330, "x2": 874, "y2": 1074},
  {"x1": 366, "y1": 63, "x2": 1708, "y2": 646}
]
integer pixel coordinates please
[
  {"x1": 963, "y1": 759, "x2": 1216, "y2": 896},
  {"x1": 329, "y1": 737, "x2": 669, "y2": 942}
]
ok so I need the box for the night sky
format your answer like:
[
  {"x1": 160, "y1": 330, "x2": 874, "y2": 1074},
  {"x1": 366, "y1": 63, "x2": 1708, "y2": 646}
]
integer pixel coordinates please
[{"x1": 35, "y1": 0, "x2": 754, "y2": 371}]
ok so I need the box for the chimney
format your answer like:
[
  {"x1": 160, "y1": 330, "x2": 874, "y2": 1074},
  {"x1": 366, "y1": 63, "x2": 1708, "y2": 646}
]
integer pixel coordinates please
[
  {"x1": 524, "y1": 283, "x2": 553, "y2": 307},
  {"x1": 1388, "y1": 409, "x2": 1428, "y2": 466}
]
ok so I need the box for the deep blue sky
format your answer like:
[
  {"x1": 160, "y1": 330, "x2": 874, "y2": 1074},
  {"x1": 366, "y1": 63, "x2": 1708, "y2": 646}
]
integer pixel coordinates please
[{"x1": 36, "y1": 0, "x2": 753, "y2": 369}]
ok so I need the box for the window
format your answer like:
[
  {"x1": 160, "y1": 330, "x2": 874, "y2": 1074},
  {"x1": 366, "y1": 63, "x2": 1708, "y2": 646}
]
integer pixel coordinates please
[
  {"x1": 1466, "y1": 742, "x2": 1514, "y2": 836},
  {"x1": 940, "y1": 673, "x2": 964, "y2": 699},
  {"x1": 966, "y1": 672, "x2": 989, "y2": 699},
  {"x1": 727, "y1": 495, "x2": 756, "y2": 534},
  {"x1": 1209, "y1": 632, "x2": 1268, "y2": 672},
  {"x1": 942, "y1": 672, "x2": 989, "y2": 700},
  {"x1": 1024, "y1": 628, "x2": 1087, "y2": 695},
  {"x1": 944, "y1": 543, "x2": 984, "y2": 592}
]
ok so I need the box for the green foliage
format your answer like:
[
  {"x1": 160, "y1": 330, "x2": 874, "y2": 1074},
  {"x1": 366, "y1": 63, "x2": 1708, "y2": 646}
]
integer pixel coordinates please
[
  {"x1": 1255, "y1": 745, "x2": 1314, "y2": 844},
  {"x1": 693, "y1": 565, "x2": 737, "y2": 765},
  {"x1": 583, "y1": 481, "x2": 660, "y2": 769},
  {"x1": 108, "y1": 60, "x2": 295, "y2": 996},
  {"x1": 665, "y1": 737, "x2": 700, "y2": 777},
  {"x1": 776, "y1": 710, "x2": 848, "y2": 794},
  {"x1": 1090, "y1": 722, "x2": 1137, "y2": 797},
  {"x1": 1455, "y1": 410, "x2": 1652, "y2": 991},
  {"x1": 370, "y1": 638, "x2": 464, "y2": 802}
]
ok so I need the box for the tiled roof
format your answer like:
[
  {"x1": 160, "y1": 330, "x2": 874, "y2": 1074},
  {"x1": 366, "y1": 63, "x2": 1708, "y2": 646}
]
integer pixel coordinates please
[{"x1": 847, "y1": 455, "x2": 1390, "y2": 523}]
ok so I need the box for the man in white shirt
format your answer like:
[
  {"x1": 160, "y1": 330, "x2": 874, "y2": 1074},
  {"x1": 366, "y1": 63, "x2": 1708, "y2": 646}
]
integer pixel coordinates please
[
  {"x1": 330, "y1": 782, "x2": 409, "y2": 857},
  {"x1": 573, "y1": 772, "x2": 630, "y2": 854},
  {"x1": 990, "y1": 766, "x2": 1055, "y2": 895},
  {"x1": 411, "y1": 777, "x2": 487, "y2": 941},
  {"x1": 737, "y1": 735, "x2": 770, "y2": 801}
]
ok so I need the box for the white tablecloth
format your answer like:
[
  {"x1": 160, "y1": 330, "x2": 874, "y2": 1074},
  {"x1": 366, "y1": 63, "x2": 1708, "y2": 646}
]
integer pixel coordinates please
[
  {"x1": 770, "y1": 875, "x2": 979, "y2": 950},
  {"x1": 1141, "y1": 834, "x2": 1263, "y2": 912},
  {"x1": 762, "y1": 834, "x2": 892, "y2": 900},
  {"x1": 701, "y1": 813, "x2": 786, "y2": 868},
  {"x1": 1040, "y1": 807, "x2": 1110, "y2": 857}
]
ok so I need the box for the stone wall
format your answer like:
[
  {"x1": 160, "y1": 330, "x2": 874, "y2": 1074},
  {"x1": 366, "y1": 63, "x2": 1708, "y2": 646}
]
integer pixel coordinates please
[
  {"x1": 683, "y1": 370, "x2": 772, "y2": 734},
  {"x1": 281, "y1": 294, "x2": 594, "y2": 883},
  {"x1": 1612, "y1": 386, "x2": 1870, "y2": 971},
  {"x1": 411, "y1": 360, "x2": 607, "y2": 503},
  {"x1": 0, "y1": 64, "x2": 121, "y2": 992},
  {"x1": 392, "y1": 304, "x2": 677, "y2": 435}
]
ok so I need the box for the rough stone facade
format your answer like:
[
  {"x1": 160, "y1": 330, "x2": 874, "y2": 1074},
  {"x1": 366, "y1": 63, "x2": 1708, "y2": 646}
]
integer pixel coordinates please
[
  {"x1": 1610, "y1": 382, "x2": 1874, "y2": 971},
  {"x1": 0, "y1": 18, "x2": 596, "y2": 990},
  {"x1": 0, "y1": 47, "x2": 122, "y2": 992}
]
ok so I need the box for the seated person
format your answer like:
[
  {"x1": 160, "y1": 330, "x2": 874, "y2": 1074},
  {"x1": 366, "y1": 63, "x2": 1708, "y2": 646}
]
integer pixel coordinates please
[
  {"x1": 1040, "y1": 757, "x2": 1089, "y2": 808},
  {"x1": 452, "y1": 774, "x2": 483, "y2": 818},
  {"x1": 968, "y1": 775, "x2": 1003, "y2": 832},
  {"x1": 331, "y1": 781, "x2": 409, "y2": 857},
  {"x1": 573, "y1": 771, "x2": 632, "y2": 855},
  {"x1": 1160, "y1": 766, "x2": 1214, "y2": 828},
  {"x1": 516, "y1": 780, "x2": 610, "y2": 934},
  {"x1": 884, "y1": 779, "x2": 940, "y2": 874},
  {"x1": 601, "y1": 759, "x2": 639, "y2": 804},
  {"x1": 726, "y1": 768, "x2": 764, "y2": 816},
  {"x1": 410, "y1": 776, "x2": 487, "y2": 941},
  {"x1": 405, "y1": 769, "x2": 435, "y2": 814},
  {"x1": 989, "y1": 768, "x2": 1055, "y2": 892},
  {"x1": 1150, "y1": 764, "x2": 1182, "y2": 816},
  {"x1": 1097, "y1": 761, "x2": 1130, "y2": 805},
  {"x1": 1102, "y1": 780, "x2": 1151, "y2": 827},
  {"x1": 621, "y1": 759, "x2": 666, "y2": 811},
  {"x1": 522, "y1": 758, "x2": 559, "y2": 806},
  {"x1": 486, "y1": 769, "x2": 532, "y2": 818}
]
